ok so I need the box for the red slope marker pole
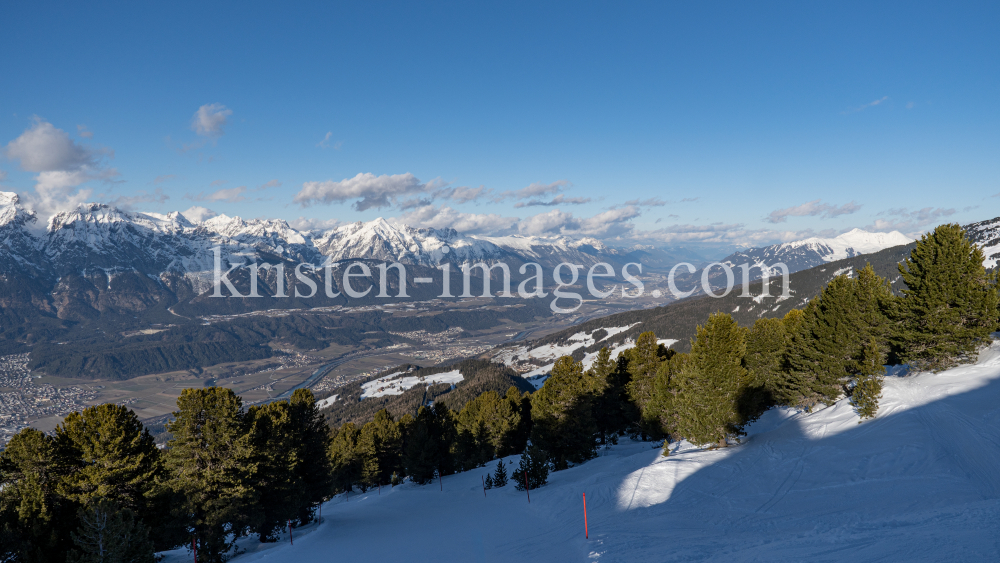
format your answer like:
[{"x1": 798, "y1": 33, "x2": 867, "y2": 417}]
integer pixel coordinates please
[
  {"x1": 524, "y1": 471, "x2": 530, "y2": 503},
  {"x1": 583, "y1": 493, "x2": 589, "y2": 539},
  {"x1": 482, "y1": 475, "x2": 487, "y2": 498},
  {"x1": 192, "y1": 537, "x2": 197, "y2": 563},
  {"x1": 288, "y1": 520, "x2": 293, "y2": 545},
  {"x1": 439, "y1": 471, "x2": 443, "y2": 491}
]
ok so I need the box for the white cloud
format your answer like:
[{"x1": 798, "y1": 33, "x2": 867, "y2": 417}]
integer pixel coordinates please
[
  {"x1": 517, "y1": 209, "x2": 578, "y2": 235},
  {"x1": 294, "y1": 172, "x2": 433, "y2": 211},
  {"x1": 514, "y1": 193, "x2": 592, "y2": 208},
  {"x1": 289, "y1": 216, "x2": 343, "y2": 232},
  {"x1": 515, "y1": 206, "x2": 640, "y2": 238},
  {"x1": 433, "y1": 185, "x2": 493, "y2": 204},
  {"x1": 619, "y1": 197, "x2": 667, "y2": 208},
  {"x1": 180, "y1": 206, "x2": 218, "y2": 223},
  {"x1": 765, "y1": 199, "x2": 862, "y2": 223},
  {"x1": 106, "y1": 188, "x2": 169, "y2": 210},
  {"x1": 866, "y1": 207, "x2": 955, "y2": 236},
  {"x1": 317, "y1": 131, "x2": 341, "y2": 149},
  {"x1": 843, "y1": 96, "x2": 889, "y2": 114},
  {"x1": 191, "y1": 103, "x2": 232, "y2": 137},
  {"x1": 495, "y1": 180, "x2": 570, "y2": 202},
  {"x1": 0, "y1": 170, "x2": 6, "y2": 183},
  {"x1": 186, "y1": 186, "x2": 249, "y2": 203},
  {"x1": 636, "y1": 222, "x2": 815, "y2": 245},
  {"x1": 393, "y1": 205, "x2": 518, "y2": 236},
  {"x1": 153, "y1": 174, "x2": 175, "y2": 185},
  {"x1": 77, "y1": 124, "x2": 93, "y2": 139},
  {"x1": 4, "y1": 119, "x2": 117, "y2": 219},
  {"x1": 5, "y1": 118, "x2": 96, "y2": 172}
]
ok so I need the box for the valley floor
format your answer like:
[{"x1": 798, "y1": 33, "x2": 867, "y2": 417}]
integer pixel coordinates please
[{"x1": 162, "y1": 341, "x2": 1000, "y2": 562}]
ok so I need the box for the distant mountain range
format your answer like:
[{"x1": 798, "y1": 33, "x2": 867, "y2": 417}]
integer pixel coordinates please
[
  {"x1": 504, "y1": 214, "x2": 1000, "y2": 366},
  {"x1": 2, "y1": 191, "x2": 994, "y2": 344}
]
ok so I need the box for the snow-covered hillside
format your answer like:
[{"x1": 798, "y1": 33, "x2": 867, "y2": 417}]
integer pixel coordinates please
[
  {"x1": 164, "y1": 339, "x2": 1000, "y2": 562},
  {"x1": 965, "y1": 216, "x2": 1000, "y2": 268}
]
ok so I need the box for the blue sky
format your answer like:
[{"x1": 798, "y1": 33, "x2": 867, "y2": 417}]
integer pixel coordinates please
[{"x1": 1, "y1": 1, "x2": 997, "y2": 251}]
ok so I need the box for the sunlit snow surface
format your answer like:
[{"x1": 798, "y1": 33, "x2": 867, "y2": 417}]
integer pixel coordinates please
[
  {"x1": 360, "y1": 369, "x2": 464, "y2": 399},
  {"x1": 315, "y1": 394, "x2": 338, "y2": 409},
  {"x1": 159, "y1": 339, "x2": 1000, "y2": 562}
]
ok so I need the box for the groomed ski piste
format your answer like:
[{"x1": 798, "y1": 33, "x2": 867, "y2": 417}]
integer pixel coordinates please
[{"x1": 161, "y1": 339, "x2": 1000, "y2": 562}]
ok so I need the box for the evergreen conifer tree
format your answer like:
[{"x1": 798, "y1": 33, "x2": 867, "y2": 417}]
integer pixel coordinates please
[
  {"x1": 55, "y1": 404, "x2": 163, "y2": 517},
  {"x1": 624, "y1": 332, "x2": 674, "y2": 438},
  {"x1": 0, "y1": 428, "x2": 76, "y2": 559},
  {"x1": 484, "y1": 474, "x2": 494, "y2": 490},
  {"x1": 67, "y1": 499, "x2": 155, "y2": 563},
  {"x1": 164, "y1": 387, "x2": 254, "y2": 561},
  {"x1": 513, "y1": 444, "x2": 549, "y2": 490},
  {"x1": 897, "y1": 223, "x2": 999, "y2": 371},
  {"x1": 328, "y1": 423, "x2": 363, "y2": 495},
  {"x1": 457, "y1": 390, "x2": 521, "y2": 461},
  {"x1": 647, "y1": 352, "x2": 688, "y2": 452},
  {"x1": 530, "y1": 357, "x2": 600, "y2": 469},
  {"x1": 589, "y1": 347, "x2": 631, "y2": 444},
  {"x1": 853, "y1": 338, "x2": 885, "y2": 421},
  {"x1": 403, "y1": 406, "x2": 442, "y2": 484},
  {"x1": 245, "y1": 401, "x2": 301, "y2": 542},
  {"x1": 288, "y1": 389, "x2": 334, "y2": 523},
  {"x1": 673, "y1": 313, "x2": 749, "y2": 447},
  {"x1": 783, "y1": 265, "x2": 895, "y2": 406},
  {"x1": 505, "y1": 387, "x2": 533, "y2": 453},
  {"x1": 492, "y1": 459, "x2": 509, "y2": 488},
  {"x1": 357, "y1": 409, "x2": 403, "y2": 489}
]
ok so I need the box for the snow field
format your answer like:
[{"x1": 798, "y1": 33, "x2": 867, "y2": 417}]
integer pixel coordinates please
[
  {"x1": 204, "y1": 339, "x2": 1000, "y2": 562},
  {"x1": 360, "y1": 369, "x2": 464, "y2": 399}
]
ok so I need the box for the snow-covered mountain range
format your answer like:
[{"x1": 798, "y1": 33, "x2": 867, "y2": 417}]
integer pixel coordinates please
[
  {"x1": 0, "y1": 193, "x2": 697, "y2": 294},
  {"x1": 1, "y1": 191, "x2": 993, "y2": 325},
  {"x1": 720, "y1": 228, "x2": 914, "y2": 278}
]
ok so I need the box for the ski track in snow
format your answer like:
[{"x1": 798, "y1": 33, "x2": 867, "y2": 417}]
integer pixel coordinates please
[{"x1": 159, "y1": 341, "x2": 1000, "y2": 562}]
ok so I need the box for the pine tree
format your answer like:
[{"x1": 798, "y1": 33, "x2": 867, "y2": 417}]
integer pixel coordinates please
[
  {"x1": 328, "y1": 423, "x2": 363, "y2": 494},
  {"x1": 0, "y1": 428, "x2": 77, "y2": 560},
  {"x1": 245, "y1": 401, "x2": 301, "y2": 542},
  {"x1": 897, "y1": 223, "x2": 999, "y2": 371},
  {"x1": 647, "y1": 352, "x2": 688, "y2": 452},
  {"x1": 513, "y1": 444, "x2": 549, "y2": 491},
  {"x1": 402, "y1": 406, "x2": 441, "y2": 484},
  {"x1": 783, "y1": 265, "x2": 895, "y2": 406},
  {"x1": 624, "y1": 332, "x2": 673, "y2": 438},
  {"x1": 530, "y1": 357, "x2": 600, "y2": 470},
  {"x1": 740, "y1": 317, "x2": 786, "y2": 422},
  {"x1": 484, "y1": 474, "x2": 494, "y2": 490},
  {"x1": 357, "y1": 409, "x2": 403, "y2": 489},
  {"x1": 288, "y1": 389, "x2": 334, "y2": 524},
  {"x1": 589, "y1": 347, "x2": 631, "y2": 444},
  {"x1": 67, "y1": 499, "x2": 155, "y2": 563},
  {"x1": 853, "y1": 338, "x2": 885, "y2": 421},
  {"x1": 673, "y1": 313, "x2": 749, "y2": 447},
  {"x1": 164, "y1": 387, "x2": 254, "y2": 562},
  {"x1": 55, "y1": 404, "x2": 163, "y2": 535},
  {"x1": 504, "y1": 387, "x2": 532, "y2": 453},
  {"x1": 492, "y1": 459, "x2": 509, "y2": 488},
  {"x1": 457, "y1": 390, "x2": 521, "y2": 462}
]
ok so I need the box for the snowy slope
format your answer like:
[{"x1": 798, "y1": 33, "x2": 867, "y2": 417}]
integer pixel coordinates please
[
  {"x1": 165, "y1": 339, "x2": 1000, "y2": 562},
  {"x1": 965, "y1": 215, "x2": 1000, "y2": 268},
  {"x1": 360, "y1": 369, "x2": 464, "y2": 399}
]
